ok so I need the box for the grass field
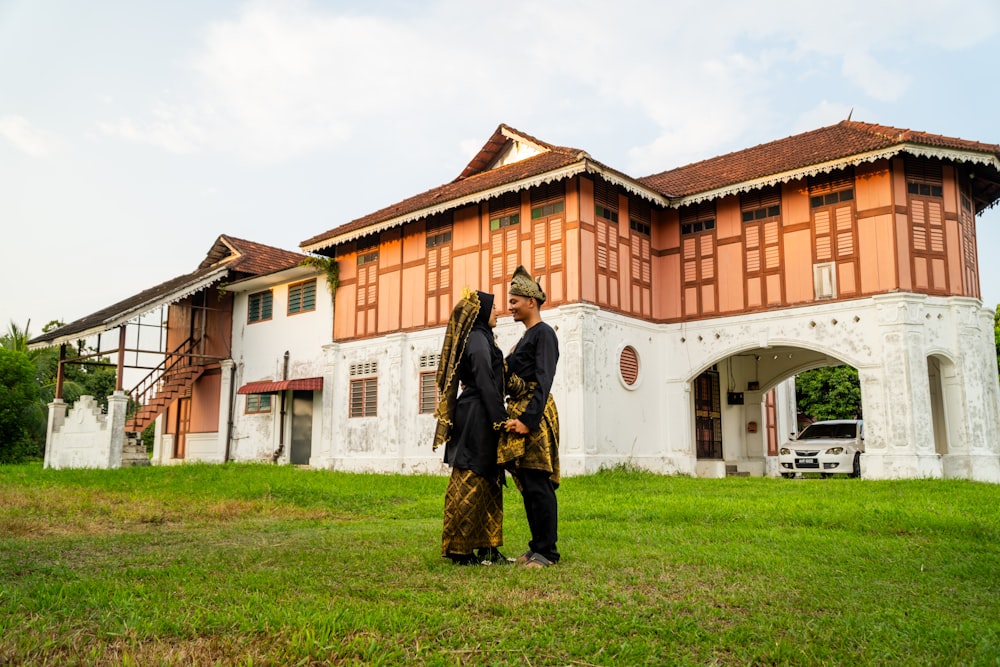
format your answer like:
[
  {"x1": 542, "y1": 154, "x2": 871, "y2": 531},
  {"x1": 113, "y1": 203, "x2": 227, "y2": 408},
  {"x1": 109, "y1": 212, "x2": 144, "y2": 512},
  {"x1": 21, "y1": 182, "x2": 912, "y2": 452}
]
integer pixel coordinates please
[{"x1": 1, "y1": 462, "x2": 998, "y2": 666}]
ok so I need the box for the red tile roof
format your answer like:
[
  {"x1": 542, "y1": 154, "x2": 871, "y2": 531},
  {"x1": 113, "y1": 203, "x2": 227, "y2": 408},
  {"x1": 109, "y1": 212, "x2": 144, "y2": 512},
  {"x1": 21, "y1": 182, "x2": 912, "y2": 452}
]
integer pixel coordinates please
[
  {"x1": 300, "y1": 125, "x2": 594, "y2": 251},
  {"x1": 301, "y1": 120, "x2": 1000, "y2": 253},
  {"x1": 638, "y1": 120, "x2": 1000, "y2": 198}
]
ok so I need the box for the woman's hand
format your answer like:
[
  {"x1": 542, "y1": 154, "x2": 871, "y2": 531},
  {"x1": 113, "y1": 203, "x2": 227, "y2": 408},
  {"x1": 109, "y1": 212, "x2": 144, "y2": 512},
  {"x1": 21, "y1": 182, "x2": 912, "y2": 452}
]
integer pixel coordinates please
[{"x1": 505, "y1": 419, "x2": 530, "y2": 435}]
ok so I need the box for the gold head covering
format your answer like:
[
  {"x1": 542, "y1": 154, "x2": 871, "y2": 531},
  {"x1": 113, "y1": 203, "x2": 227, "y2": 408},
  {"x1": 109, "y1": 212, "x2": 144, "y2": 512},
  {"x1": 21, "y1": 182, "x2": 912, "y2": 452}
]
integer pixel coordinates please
[
  {"x1": 432, "y1": 288, "x2": 480, "y2": 451},
  {"x1": 509, "y1": 265, "x2": 545, "y2": 304}
]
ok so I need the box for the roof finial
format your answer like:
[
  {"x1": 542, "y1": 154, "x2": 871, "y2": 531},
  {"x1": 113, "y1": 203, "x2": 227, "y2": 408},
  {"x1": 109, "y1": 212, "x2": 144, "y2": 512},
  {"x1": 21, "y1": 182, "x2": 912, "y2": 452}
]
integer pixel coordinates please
[{"x1": 846, "y1": 107, "x2": 853, "y2": 122}]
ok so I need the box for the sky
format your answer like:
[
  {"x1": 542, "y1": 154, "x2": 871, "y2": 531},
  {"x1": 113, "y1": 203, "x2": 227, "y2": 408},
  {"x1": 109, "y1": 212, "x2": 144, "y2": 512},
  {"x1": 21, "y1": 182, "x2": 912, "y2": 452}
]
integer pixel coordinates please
[{"x1": 2, "y1": 0, "x2": 999, "y2": 337}]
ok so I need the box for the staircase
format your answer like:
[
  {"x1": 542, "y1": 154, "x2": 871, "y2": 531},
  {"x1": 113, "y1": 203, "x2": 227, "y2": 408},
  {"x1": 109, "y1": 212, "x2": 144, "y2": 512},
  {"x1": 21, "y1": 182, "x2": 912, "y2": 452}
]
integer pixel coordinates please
[
  {"x1": 121, "y1": 432, "x2": 151, "y2": 467},
  {"x1": 125, "y1": 335, "x2": 213, "y2": 434},
  {"x1": 726, "y1": 464, "x2": 750, "y2": 478},
  {"x1": 126, "y1": 365, "x2": 206, "y2": 432}
]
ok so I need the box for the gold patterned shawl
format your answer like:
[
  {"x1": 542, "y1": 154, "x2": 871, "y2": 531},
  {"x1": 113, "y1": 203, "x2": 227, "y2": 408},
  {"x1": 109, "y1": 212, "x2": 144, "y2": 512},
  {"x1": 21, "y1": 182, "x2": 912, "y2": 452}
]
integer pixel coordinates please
[{"x1": 432, "y1": 289, "x2": 481, "y2": 451}]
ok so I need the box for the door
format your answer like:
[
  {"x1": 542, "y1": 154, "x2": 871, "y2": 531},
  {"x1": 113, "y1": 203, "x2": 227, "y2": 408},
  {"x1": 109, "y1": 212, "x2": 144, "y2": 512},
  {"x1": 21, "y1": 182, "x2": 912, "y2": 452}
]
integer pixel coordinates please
[
  {"x1": 694, "y1": 369, "x2": 722, "y2": 459},
  {"x1": 290, "y1": 390, "x2": 313, "y2": 465},
  {"x1": 174, "y1": 396, "x2": 191, "y2": 459}
]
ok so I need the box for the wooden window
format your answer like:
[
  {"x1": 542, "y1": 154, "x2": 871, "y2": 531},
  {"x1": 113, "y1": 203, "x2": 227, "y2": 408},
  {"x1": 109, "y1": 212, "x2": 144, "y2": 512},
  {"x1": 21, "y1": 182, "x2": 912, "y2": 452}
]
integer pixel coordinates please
[
  {"x1": 426, "y1": 217, "x2": 453, "y2": 325},
  {"x1": 418, "y1": 372, "x2": 438, "y2": 414},
  {"x1": 906, "y1": 158, "x2": 944, "y2": 198},
  {"x1": 629, "y1": 198, "x2": 652, "y2": 316},
  {"x1": 741, "y1": 186, "x2": 783, "y2": 306},
  {"x1": 680, "y1": 201, "x2": 716, "y2": 235},
  {"x1": 349, "y1": 361, "x2": 378, "y2": 418},
  {"x1": 248, "y1": 290, "x2": 273, "y2": 323},
  {"x1": 594, "y1": 180, "x2": 619, "y2": 307},
  {"x1": 489, "y1": 193, "x2": 522, "y2": 296},
  {"x1": 418, "y1": 354, "x2": 439, "y2": 414},
  {"x1": 959, "y1": 193, "x2": 980, "y2": 298},
  {"x1": 594, "y1": 179, "x2": 620, "y2": 223},
  {"x1": 356, "y1": 243, "x2": 379, "y2": 336},
  {"x1": 809, "y1": 171, "x2": 858, "y2": 298},
  {"x1": 287, "y1": 279, "x2": 317, "y2": 315},
  {"x1": 245, "y1": 394, "x2": 272, "y2": 414},
  {"x1": 679, "y1": 201, "x2": 717, "y2": 316},
  {"x1": 905, "y1": 159, "x2": 947, "y2": 294},
  {"x1": 528, "y1": 183, "x2": 565, "y2": 303}
]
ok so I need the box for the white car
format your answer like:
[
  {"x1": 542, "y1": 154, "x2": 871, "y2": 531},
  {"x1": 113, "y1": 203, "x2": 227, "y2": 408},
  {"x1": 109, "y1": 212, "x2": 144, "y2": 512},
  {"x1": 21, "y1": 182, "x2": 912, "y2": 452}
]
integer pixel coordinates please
[{"x1": 779, "y1": 420, "x2": 864, "y2": 478}]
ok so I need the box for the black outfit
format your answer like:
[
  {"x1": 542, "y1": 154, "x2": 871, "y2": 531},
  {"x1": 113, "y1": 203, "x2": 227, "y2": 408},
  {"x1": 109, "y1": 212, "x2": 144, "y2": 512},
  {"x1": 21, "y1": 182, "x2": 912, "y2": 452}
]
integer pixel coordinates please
[
  {"x1": 442, "y1": 296, "x2": 507, "y2": 476},
  {"x1": 440, "y1": 292, "x2": 508, "y2": 562},
  {"x1": 506, "y1": 320, "x2": 560, "y2": 563}
]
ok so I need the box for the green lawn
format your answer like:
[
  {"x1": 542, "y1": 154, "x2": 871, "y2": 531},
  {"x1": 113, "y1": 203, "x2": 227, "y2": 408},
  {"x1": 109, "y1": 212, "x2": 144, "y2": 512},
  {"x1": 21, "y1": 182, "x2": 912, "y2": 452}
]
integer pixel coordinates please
[{"x1": 1, "y1": 462, "x2": 998, "y2": 666}]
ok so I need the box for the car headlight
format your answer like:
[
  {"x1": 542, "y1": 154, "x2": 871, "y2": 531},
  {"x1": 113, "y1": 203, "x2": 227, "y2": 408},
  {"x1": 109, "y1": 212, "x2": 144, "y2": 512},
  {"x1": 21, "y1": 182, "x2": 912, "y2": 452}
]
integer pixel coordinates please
[
  {"x1": 779, "y1": 447, "x2": 791, "y2": 455},
  {"x1": 826, "y1": 447, "x2": 844, "y2": 455}
]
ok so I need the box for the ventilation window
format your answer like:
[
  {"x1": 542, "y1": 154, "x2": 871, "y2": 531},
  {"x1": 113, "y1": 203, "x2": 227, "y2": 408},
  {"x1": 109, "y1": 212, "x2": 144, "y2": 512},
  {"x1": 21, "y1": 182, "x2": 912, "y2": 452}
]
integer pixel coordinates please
[{"x1": 619, "y1": 345, "x2": 640, "y2": 387}]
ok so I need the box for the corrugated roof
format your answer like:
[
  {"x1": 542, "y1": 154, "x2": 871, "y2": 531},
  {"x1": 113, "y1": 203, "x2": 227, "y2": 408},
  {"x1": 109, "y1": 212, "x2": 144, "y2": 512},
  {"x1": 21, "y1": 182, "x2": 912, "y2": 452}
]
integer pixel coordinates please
[{"x1": 28, "y1": 235, "x2": 306, "y2": 348}]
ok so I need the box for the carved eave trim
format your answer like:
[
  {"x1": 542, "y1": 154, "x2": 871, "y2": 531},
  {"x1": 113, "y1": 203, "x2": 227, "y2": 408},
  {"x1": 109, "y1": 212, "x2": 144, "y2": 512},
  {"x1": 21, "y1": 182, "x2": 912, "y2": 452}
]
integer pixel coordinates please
[
  {"x1": 302, "y1": 160, "x2": 670, "y2": 252},
  {"x1": 30, "y1": 267, "x2": 230, "y2": 349},
  {"x1": 673, "y1": 144, "x2": 1000, "y2": 207}
]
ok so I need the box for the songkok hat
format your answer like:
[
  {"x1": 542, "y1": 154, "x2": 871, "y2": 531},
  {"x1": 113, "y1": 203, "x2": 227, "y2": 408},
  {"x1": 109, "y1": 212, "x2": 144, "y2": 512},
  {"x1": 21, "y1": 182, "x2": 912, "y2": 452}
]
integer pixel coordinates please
[{"x1": 509, "y1": 265, "x2": 546, "y2": 304}]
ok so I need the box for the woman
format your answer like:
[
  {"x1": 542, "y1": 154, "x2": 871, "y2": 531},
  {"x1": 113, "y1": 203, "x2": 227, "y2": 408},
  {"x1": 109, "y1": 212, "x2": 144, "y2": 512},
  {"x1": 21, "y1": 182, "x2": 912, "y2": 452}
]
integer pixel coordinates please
[{"x1": 433, "y1": 289, "x2": 509, "y2": 565}]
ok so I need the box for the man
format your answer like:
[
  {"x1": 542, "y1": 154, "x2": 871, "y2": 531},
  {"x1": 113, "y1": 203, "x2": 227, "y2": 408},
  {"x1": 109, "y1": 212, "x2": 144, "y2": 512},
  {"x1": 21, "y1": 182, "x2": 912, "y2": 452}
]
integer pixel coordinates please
[
  {"x1": 500, "y1": 265, "x2": 561, "y2": 568},
  {"x1": 433, "y1": 289, "x2": 509, "y2": 565}
]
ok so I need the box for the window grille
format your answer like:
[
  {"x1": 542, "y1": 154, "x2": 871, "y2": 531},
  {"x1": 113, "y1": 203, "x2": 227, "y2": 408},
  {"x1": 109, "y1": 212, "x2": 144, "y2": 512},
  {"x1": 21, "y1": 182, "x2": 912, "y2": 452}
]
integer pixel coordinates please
[{"x1": 287, "y1": 279, "x2": 316, "y2": 315}]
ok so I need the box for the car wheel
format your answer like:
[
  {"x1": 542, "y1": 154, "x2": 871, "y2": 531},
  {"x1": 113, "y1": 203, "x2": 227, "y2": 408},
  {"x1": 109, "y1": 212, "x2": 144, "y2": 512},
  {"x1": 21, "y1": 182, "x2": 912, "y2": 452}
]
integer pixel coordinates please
[{"x1": 851, "y1": 452, "x2": 861, "y2": 478}]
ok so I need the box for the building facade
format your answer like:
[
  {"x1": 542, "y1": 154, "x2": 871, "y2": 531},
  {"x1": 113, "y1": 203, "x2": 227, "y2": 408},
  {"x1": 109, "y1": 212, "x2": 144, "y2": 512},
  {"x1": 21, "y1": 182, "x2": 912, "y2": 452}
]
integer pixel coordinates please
[{"x1": 35, "y1": 121, "x2": 1000, "y2": 482}]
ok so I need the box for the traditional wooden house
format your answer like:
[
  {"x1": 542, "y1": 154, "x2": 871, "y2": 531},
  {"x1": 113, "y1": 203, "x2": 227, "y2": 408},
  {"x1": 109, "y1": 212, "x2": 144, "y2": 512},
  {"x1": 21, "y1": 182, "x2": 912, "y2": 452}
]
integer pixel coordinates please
[
  {"x1": 285, "y1": 120, "x2": 1000, "y2": 481},
  {"x1": 33, "y1": 120, "x2": 1000, "y2": 481}
]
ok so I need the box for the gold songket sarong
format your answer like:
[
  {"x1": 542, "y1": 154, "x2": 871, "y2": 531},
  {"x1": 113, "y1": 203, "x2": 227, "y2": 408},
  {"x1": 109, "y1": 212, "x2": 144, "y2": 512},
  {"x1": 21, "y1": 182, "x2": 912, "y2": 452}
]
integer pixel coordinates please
[
  {"x1": 441, "y1": 467, "x2": 503, "y2": 556},
  {"x1": 497, "y1": 372, "x2": 560, "y2": 486}
]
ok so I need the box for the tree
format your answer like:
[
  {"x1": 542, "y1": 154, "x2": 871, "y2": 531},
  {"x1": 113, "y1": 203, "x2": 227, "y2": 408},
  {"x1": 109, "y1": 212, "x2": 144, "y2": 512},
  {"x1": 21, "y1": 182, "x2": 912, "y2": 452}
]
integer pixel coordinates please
[
  {"x1": 795, "y1": 365, "x2": 862, "y2": 422},
  {"x1": 1, "y1": 320, "x2": 119, "y2": 461},
  {"x1": 0, "y1": 347, "x2": 42, "y2": 463}
]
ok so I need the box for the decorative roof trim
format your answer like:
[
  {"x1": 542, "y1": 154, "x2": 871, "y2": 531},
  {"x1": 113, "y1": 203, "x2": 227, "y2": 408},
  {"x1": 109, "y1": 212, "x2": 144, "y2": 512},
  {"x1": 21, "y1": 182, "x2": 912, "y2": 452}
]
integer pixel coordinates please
[
  {"x1": 673, "y1": 144, "x2": 1000, "y2": 207},
  {"x1": 31, "y1": 268, "x2": 229, "y2": 349},
  {"x1": 301, "y1": 161, "x2": 670, "y2": 252}
]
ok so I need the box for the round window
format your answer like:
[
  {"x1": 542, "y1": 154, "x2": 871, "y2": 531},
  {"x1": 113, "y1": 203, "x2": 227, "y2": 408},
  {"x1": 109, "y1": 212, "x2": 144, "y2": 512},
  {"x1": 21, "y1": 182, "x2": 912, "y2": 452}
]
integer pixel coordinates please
[{"x1": 619, "y1": 345, "x2": 639, "y2": 387}]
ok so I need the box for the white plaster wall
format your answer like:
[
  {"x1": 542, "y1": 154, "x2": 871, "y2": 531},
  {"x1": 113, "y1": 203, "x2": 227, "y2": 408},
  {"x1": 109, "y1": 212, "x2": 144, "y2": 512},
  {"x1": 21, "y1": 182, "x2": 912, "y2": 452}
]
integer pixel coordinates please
[
  {"x1": 226, "y1": 270, "x2": 334, "y2": 463},
  {"x1": 222, "y1": 286, "x2": 1000, "y2": 483},
  {"x1": 44, "y1": 393, "x2": 128, "y2": 469}
]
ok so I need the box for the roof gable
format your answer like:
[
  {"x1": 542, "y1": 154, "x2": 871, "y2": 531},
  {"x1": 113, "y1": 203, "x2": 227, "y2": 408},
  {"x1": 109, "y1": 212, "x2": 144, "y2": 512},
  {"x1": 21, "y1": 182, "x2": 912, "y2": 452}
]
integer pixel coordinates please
[
  {"x1": 456, "y1": 124, "x2": 556, "y2": 180},
  {"x1": 299, "y1": 124, "x2": 665, "y2": 253}
]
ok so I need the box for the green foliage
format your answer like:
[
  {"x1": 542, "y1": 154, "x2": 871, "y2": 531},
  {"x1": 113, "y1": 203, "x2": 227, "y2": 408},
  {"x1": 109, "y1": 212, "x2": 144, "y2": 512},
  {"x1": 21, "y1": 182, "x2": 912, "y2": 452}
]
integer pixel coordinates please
[
  {"x1": 796, "y1": 364, "x2": 862, "y2": 422},
  {"x1": 299, "y1": 255, "x2": 339, "y2": 299},
  {"x1": 994, "y1": 305, "x2": 999, "y2": 371},
  {"x1": 0, "y1": 348, "x2": 42, "y2": 462},
  {"x1": 1, "y1": 320, "x2": 119, "y2": 460},
  {"x1": 1, "y1": 464, "x2": 998, "y2": 665}
]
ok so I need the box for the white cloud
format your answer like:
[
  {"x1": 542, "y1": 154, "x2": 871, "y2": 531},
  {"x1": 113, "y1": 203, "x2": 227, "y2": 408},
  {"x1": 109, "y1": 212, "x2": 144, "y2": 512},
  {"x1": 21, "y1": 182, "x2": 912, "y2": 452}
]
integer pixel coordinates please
[
  {"x1": 841, "y1": 52, "x2": 910, "y2": 102},
  {"x1": 93, "y1": 0, "x2": 1000, "y2": 171},
  {"x1": 0, "y1": 115, "x2": 57, "y2": 157},
  {"x1": 99, "y1": 103, "x2": 207, "y2": 154}
]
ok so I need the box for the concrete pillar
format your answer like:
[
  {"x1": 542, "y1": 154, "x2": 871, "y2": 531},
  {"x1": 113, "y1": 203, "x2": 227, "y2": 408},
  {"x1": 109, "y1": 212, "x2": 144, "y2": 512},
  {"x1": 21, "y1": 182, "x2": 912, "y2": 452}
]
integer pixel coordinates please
[{"x1": 44, "y1": 398, "x2": 67, "y2": 469}]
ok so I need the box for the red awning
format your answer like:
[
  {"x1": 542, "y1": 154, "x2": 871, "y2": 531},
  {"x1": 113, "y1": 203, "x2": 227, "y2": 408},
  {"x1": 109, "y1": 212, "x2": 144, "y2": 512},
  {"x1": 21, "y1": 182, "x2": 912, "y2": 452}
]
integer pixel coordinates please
[{"x1": 237, "y1": 377, "x2": 324, "y2": 394}]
